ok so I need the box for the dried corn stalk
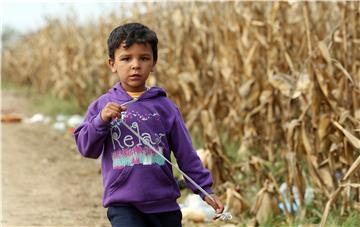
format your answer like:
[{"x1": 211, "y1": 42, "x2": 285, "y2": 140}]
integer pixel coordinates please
[
  {"x1": 2, "y1": 1, "x2": 360, "y2": 224},
  {"x1": 251, "y1": 180, "x2": 280, "y2": 225}
]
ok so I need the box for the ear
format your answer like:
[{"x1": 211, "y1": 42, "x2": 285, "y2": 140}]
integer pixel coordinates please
[{"x1": 108, "y1": 58, "x2": 117, "y2": 73}]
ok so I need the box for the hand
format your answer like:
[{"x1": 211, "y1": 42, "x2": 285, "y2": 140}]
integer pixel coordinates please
[
  {"x1": 204, "y1": 194, "x2": 224, "y2": 220},
  {"x1": 101, "y1": 102, "x2": 127, "y2": 122}
]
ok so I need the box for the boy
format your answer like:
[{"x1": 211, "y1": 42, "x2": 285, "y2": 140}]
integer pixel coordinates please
[{"x1": 74, "y1": 22, "x2": 223, "y2": 227}]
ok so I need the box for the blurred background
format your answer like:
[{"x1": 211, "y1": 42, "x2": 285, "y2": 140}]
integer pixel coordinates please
[{"x1": 1, "y1": 1, "x2": 360, "y2": 226}]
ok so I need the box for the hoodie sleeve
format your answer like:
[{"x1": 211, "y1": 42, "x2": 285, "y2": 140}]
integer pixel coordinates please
[
  {"x1": 74, "y1": 99, "x2": 110, "y2": 159},
  {"x1": 169, "y1": 107, "x2": 213, "y2": 199}
]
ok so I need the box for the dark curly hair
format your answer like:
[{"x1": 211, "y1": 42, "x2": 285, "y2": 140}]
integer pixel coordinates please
[{"x1": 107, "y1": 23, "x2": 158, "y2": 62}]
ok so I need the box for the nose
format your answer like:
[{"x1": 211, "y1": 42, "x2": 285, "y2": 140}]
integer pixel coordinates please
[{"x1": 131, "y1": 59, "x2": 140, "y2": 70}]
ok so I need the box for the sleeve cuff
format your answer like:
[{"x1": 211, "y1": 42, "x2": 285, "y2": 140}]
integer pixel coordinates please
[
  {"x1": 92, "y1": 113, "x2": 110, "y2": 131},
  {"x1": 199, "y1": 187, "x2": 214, "y2": 200}
]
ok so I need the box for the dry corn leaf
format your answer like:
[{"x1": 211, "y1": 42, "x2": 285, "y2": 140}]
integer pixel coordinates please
[
  {"x1": 342, "y1": 154, "x2": 360, "y2": 181},
  {"x1": 225, "y1": 187, "x2": 249, "y2": 215},
  {"x1": 295, "y1": 73, "x2": 311, "y2": 94},
  {"x1": 314, "y1": 67, "x2": 329, "y2": 98},
  {"x1": 333, "y1": 60, "x2": 354, "y2": 84},
  {"x1": 172, "y1": 9, "x2": 183, "y2": 27},
  {"x1": 318, "y1": 114, "x2": 331, "y2": 140},
  {"x1": 318, "y1": 41, "x2": 332, "y2": 64},
  {"x1": 301, "y1": 123, "x2": 315, "y2": 156},
  {"x1": 332, "y1": 121, "x2": 360, "y2": 149},
  {"x1": 252, "y1": 181, "x2": 280, "y2": 225},
  {"x1": 284, "y1": 51, "x2": 295, "y2": 73},
  {"x1": 269, "y1": 73, "x2": 298, "y2": 98},
  {"x1": 339, "y1": 183, "x2": 360, "y2": 188},
  {"x1": 238, "y1": 79, "x2": 255, "y2": 98},
  {"x1": 318, "y1": 165, "x2": 334, "y2": 190}
]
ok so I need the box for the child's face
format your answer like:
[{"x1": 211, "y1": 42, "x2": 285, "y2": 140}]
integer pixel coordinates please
[{"x1": 108, "y1": 42, "x2": 156, "y2": 92}]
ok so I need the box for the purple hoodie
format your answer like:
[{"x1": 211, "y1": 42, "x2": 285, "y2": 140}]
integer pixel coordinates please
[{"x1": 74, "y1": 83, "x2": 213, "y2": 213}]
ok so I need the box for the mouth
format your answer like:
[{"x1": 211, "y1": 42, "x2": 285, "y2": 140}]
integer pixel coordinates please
[{"x1": 129, "y1": 74, "x2": 141, "y2": 79}]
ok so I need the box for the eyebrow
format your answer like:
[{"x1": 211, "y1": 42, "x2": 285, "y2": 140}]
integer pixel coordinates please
[
  {"x1": 119, "y1": 54, "x2": 131, "y2": 58},
  {"x1": 119, "y1": 53, "x2": 152, "y2": 58}
]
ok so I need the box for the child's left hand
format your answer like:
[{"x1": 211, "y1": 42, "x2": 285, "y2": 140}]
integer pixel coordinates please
[{"x1": 204, "y1": 194, "x2": 224, "y2": 220}]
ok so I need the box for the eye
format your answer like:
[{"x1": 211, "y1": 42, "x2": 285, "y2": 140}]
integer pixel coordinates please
[
  {"x1": 120, "y1": 57, "x2": 130, "y2": 61},
  {"x1": 141, "y1": 57, "x2": 150, "y2": 61}
]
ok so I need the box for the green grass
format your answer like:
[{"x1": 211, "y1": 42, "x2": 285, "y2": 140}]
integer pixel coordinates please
[
  {"x1": 1, "y1": 79, "x2": 32, "y2": 94},
  {"x1": 325, "y1": 209, "x2": 360, "y2": 227},
  {"x1": 220, "y1": 132, "x2": 240, "y2": 161},
  {"x1": 189, "y1": 127, "x2": 204, "y2": 149},
  {"x1": 2, "y1": 80, "x2": 83, "y2": 116},
  {"x1": 189, "y1": 129, "x2": 240, "y2": 161},
  {"x1": 30, "y1": 92, "x2": 83, "y2": 116}
]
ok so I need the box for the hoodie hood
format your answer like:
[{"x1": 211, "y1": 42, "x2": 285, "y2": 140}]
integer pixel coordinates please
[{"x1": 108, "y1": 82, "x2": 167, "y2": 101}]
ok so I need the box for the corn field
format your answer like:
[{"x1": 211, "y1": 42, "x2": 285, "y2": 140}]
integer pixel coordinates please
[{"x1": 2, "y1": 1, "x2": 360, "y2": 225}]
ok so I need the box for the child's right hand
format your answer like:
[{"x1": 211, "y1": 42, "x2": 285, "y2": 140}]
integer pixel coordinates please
[
  {"x1": 101, "y1": 102, "x2": 127, "y2": 122},
  {"x1": 204, "y1": 194, "x2": 224, "y2": 219}
]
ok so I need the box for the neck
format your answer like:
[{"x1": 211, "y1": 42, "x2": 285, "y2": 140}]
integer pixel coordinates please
[{"x1": 120, "y1": 83, "x2": 147, "y2": 92}]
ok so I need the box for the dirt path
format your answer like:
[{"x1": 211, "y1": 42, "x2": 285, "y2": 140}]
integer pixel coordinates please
[{"x1": 1, "y1": 90, "x2": 108, "y2": 226}]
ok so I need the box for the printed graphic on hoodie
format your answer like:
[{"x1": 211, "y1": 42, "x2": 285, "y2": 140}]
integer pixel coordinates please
[{"x1": 110, "y1": 110, "x2": 166, "y2": 169}]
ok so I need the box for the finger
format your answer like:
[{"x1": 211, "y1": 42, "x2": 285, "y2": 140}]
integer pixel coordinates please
[
  {"x1": 107, "y1": 103, "x2": 121, "y2": 110},
  {"x1": 111, "y1": 111, "x2": 120, "y2": 119},
  {"x1": 108, "y1": 105, "x2": 124, "y2": 114},
  {"x1": 216, "y1": 204, "x2": 224, "y2": 213},
  {"x1": 110, "y1": 102, "x2": 127, "y2": 111},
  {"x1": 120, "y1": 105, "x2": 128, "y2": 111},
  {"x1": 106, "y1": 109, "x2": 119, "y2": 118},
  {"x1": 206, "y1": 196, "x2": 218, "y2": 210},
  {"x1": 101, "y1": 110, "x2": 110, "y2": 122},
  {"x1": 107, "y1": 102, "x2": 121, "y2": 107},
  {"x1": 109, "y1": 104, "x2": 127, "y2": 112},
  {"x1": 104, "y1": 103, "x2": 116, "y2": 110},
  {"x1": 207, "y1": 196, "x2": 223, "y2": 214},
  {"x1": 106, "y1": 103, "x2": 124, "y2": 112},
  {"x1": 215, "y1": 198, "x2": 224, "y2": 213},
  {"x1": 107, "y1": 106, "x2": 121, "y2": 113},
  {"x1": 206, "y1": 195, "x2": 217, "y2": 206}
]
